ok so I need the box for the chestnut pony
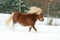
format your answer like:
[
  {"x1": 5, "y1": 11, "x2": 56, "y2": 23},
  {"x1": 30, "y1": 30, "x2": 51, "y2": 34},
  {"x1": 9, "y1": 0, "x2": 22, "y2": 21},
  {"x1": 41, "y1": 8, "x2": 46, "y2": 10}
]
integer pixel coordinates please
[{"x1": 6, "y1": 6, "x2": 44, "y2": 32}]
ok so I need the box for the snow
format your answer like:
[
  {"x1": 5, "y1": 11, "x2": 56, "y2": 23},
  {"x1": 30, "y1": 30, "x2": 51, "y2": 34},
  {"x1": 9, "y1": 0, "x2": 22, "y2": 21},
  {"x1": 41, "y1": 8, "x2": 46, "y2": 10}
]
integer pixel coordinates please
[{"x1": 0, "y1": 13, "x2": 60, "y2": 40}]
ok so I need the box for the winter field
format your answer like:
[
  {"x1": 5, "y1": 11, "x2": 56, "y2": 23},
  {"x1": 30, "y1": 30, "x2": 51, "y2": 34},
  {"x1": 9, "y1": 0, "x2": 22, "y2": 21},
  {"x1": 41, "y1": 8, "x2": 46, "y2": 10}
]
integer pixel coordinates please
[{"x1": 0, "y1": 13, "x2": 60, "y2": 40}]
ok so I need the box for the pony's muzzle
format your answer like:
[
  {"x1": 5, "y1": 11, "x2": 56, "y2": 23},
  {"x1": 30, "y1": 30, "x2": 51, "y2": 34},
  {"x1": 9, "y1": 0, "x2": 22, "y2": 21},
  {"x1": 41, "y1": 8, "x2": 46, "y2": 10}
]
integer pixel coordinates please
[{"x1": 40, "y1": 18, "x2": 44, "y2": 21}]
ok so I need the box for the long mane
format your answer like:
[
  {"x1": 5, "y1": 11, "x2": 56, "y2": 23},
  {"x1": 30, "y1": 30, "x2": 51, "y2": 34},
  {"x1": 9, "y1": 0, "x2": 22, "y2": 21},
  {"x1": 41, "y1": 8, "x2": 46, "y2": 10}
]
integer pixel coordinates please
[{"x1": 27, "y1": 6, "x2": 42, "y2": 14}]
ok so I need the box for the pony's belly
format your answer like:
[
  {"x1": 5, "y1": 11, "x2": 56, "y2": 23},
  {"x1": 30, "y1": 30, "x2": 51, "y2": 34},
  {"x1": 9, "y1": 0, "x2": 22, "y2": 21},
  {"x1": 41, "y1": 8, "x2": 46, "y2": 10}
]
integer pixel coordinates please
[
  {"x1": 19, "y1": 22, "x2": 29, "y2": 26},
  {"x1": 18, "y1": 20, "x2": 29, "y2": 26}
]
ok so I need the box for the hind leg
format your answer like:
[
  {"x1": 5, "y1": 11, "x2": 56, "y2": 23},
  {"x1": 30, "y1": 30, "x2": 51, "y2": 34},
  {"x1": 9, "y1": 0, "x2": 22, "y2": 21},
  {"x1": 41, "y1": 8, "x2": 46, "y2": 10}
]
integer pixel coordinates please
[
  {"x1": 12, "y1": 21, "x2": 16, "y2": 32},
  {"x1": 12, "y1": 23, "x2": 15, "y2": 32},
  {"x1": 29, "y1": 27, "x2": 32, "y2": 32}
]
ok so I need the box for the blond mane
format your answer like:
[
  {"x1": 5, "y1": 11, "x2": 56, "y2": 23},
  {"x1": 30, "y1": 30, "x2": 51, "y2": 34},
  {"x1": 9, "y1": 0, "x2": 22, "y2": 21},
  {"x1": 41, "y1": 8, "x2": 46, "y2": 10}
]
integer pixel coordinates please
[{"x1": 27, "y1": 6, "x2": 42, "y2": 14}]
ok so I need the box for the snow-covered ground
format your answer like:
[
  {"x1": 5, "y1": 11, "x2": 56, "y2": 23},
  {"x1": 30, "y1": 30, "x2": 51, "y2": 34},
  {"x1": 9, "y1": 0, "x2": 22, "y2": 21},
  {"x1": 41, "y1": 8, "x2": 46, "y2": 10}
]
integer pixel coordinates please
[{"x1": 0, "y1": 13, "x2": 60, "y2": 40}]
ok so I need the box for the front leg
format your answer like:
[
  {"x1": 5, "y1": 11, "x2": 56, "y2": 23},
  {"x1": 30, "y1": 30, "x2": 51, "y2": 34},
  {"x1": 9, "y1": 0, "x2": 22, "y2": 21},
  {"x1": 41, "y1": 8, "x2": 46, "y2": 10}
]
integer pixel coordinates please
[{"x1": 32, "y1": 25, "x2": 37, "y2": 32}]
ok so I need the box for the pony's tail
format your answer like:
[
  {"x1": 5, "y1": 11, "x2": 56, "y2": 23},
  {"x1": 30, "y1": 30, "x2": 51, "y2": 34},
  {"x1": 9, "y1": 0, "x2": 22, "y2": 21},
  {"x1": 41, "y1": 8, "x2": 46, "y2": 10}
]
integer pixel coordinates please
[{"x1": 6, "y1": 12, "x2": 15, "y2": 26}]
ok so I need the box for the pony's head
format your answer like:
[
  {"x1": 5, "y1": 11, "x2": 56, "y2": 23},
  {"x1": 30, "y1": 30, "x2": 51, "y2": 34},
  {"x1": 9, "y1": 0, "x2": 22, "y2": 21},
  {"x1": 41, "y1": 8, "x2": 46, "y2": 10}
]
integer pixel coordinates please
[
  {"x1": 37, "y1": 13, "x2": 44, "y2": 21},
  {"x1": 27, "y1": 6, "x2": 44, "y2": 21}
]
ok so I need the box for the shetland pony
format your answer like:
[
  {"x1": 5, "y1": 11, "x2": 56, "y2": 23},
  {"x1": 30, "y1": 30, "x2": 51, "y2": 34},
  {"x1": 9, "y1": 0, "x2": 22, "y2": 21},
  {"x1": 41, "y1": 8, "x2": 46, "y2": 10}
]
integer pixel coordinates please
[{"x1": 6, "y1": 6, "x2": 44, "y2": 32}]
